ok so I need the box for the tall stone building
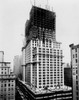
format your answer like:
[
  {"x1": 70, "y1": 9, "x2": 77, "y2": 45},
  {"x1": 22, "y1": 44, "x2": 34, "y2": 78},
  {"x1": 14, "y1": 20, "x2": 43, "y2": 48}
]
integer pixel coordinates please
[
  {"x1": 22, "y1": 6, "x2": 64, "y2": 90},
  {"x1": 69, "y1": 44, "x2": 79, "y2": 100}
]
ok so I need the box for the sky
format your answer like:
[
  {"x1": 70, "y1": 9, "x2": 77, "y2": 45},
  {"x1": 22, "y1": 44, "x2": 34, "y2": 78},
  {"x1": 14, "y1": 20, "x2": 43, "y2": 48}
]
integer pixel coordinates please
[{"x1": 0, "y1": 0, "x2": 79, "y2": 68}]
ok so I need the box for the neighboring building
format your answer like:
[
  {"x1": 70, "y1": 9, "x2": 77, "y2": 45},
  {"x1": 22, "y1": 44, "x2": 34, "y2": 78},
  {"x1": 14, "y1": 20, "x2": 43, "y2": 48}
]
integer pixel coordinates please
[
  {"x1": 64, "y1": 67, "x2": 72, "y2": 87},
  {"x1": 0, "y1": 51, "x2": 4, "y2": 62},
  {"x1": 13, "y1": 55, "x2": 22, "y2": 80},
  {"x1": 69, "y1": 44, "x2": 79, "y2": 100},
  {"x1": 22, "y1": 48, "x2": 26, "y2": 82},
  {"x1": 64, "y1": 64, "x2": 72, "y2": 87},
  {"x1": 22, "y1": 6, "x2": 64, "y2": 90},
  {"x1": 0, "y1": 53, "x2": 15, "y2": 100}
]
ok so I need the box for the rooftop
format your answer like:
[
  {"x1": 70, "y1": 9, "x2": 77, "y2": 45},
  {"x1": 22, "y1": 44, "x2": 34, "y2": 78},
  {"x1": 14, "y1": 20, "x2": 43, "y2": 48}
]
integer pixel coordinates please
[
  {"x1": 69, "y1": 43, "x2": 79, "y2": 49},
  {"x1": 21, "y1": 81, "x2": 72, "y2": 95}
]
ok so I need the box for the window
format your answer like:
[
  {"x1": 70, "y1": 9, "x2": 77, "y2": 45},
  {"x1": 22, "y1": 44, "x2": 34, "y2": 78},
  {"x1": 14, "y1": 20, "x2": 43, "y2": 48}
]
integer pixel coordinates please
[
  {"x1": 1, "y1": 84, "x2": 3, "y2": 87},
  {"x1": 76, "y1": 54, "x2": 77, "y2": 58},
  {"x1": 76, "y1": 59, "x2": 77, "y2": 63},
  {"x1": 4, "y1": 88, "x2": 6, "y2": 91},
  {"x1": 4, "y1": 84, "x2": 6, "y2": 87},
  {"x1": 76, "y1": 70, "x2": 78, "y2": 74},
  {"x1": 76, "y1": 81, "x2": 78, "y2": 85},
  {"x1": 39, "y1": 83, "x2": 41, "y2": 85},
  {"x1": 76, "y1": 76, "x2": 78, "y2": 79},
  {"x1": 8, "y1": 84, "x2": 10, "y2": 86},
  {"x1": 76, "y1": 97, "x2": 78, "y2": 100},
  {"x1": 75, "y1": 48, "x2": 77, "y2": 52},
  {"x1": 39, "y1": 86, "x2": 41, "y2": 88},
  {"x1": 76, "y1": 86, "x2": 78, "y2": 90},
  {"x1": 76, "y1": 92, "x2": 78, "y2": 96},
  {"x1": 73, "y1": 54, "x2": 74, "y2": 58},
  {"x1": 8, "y1": 88, "x2": 10, "y2": 91},
  {"x1": 11, "y1": 88, "x2": 13, "y2": 90},
  {"x1": 12, "y1": 80, "x2": 13, "y2": 82}
]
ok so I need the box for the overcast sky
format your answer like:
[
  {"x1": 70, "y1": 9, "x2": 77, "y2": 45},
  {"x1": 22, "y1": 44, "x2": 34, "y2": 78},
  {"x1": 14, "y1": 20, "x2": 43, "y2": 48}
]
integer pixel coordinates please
[{"x1": 0, "y1": 0, "x2": 79, "y2": 68}]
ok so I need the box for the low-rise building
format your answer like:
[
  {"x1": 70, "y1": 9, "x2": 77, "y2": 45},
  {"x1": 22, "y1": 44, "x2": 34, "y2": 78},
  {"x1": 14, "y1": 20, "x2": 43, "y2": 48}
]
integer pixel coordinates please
[
  {"x1": 0, "y1": 51, "x2": 15, "y2": 100},
  {"x1": 17, "y1": 80, "x2": 72, "y2": 100}
]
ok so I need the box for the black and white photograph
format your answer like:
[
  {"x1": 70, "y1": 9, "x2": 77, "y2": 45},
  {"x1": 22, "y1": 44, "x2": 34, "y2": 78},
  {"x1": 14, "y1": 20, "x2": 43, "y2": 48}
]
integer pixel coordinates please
[{"x1": 0, "y1": 0, "x2": 79, "y2": 100}]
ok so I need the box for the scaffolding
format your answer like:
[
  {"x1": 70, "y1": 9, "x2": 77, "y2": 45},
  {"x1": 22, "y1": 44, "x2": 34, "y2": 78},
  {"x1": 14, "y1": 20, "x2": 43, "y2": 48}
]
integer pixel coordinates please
[{"x1": 25, "y1": 6, "x2": 56, "y2": 44}]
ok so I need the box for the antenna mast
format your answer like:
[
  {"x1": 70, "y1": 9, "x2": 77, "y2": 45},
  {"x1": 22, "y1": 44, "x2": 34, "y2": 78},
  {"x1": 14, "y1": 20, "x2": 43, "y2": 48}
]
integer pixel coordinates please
[
  {"x1": 34, "y1": 0, "x2": 35, "y2": 6},
  {"x1": 46, "y1": 0, "x2": 50, "y2": 10}
]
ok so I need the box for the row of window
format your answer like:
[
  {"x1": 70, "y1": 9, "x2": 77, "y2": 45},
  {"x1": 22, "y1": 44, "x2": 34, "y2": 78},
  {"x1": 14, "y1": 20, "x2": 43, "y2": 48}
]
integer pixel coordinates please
[
  {"x1": 1, "y1": 84, "x2": 14, "y2": 87},
  {"x1": 32, "y1": 43, "x2": 52, "y2": 48},
  {"x1": 0, "y1": 71, "x2": 8, "y2": 74},
  {"x1": 1, "y1": 68, "x2": 9, "y2": 70},
  {"x1": 73, "y1": 53, "x2": 77, "y2": 58},
  {"x1": 0, "y1": 88, "x2": 14, "y2": 91},
  {"x1": 39, "y1": 75, "x2": 63, "y2": 77},
  {"x1": 38, "y1": 48, "x2": 62, "y2": 52},
  {"x1": 0, "y1": 80, "x2": 14, "y2": 83},
  {"x1": 32, "y1": 47, "x2": 62, "y2": 54},
  {"x1": 38, "y1": 50, "x2": 62, "y2": 54},
  {"x1": 39, "y1": 84, "x2": 63, "y2": 87},
  {"x1": 39, "y1": 80, "x2": 63, "y2": 83}
]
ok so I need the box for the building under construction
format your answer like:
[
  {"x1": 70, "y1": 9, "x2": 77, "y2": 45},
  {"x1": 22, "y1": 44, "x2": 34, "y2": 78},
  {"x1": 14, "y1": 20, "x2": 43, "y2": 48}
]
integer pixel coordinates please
[
  {"x1": 25, "y1": 6, "x2": 56, "y2": 44},
  {"x1": 21, "y1": 4, "x2": 72, "y2": 99},
  {"x1": 22, "y1": 5, "x2": 64, "y2": 91}
]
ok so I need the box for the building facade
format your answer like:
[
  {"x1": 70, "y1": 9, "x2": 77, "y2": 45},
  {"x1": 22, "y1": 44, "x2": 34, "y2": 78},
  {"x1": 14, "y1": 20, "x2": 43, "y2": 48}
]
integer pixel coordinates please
[
  {"x1": 13, "y1": 55, "x2": 22, "y2": 80},
  {"x1": 69, "y1": 44, "x2": 79, "y2": 100},
  {"x1": 22, "y1": 6, "x2": 64, "y2": 90},
  {"x1": 64, "y1": 64, "x2": 72, "y2": 87},
  {"x1": 0, "y1": 52, "x2": 15, "y2": 100}
]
